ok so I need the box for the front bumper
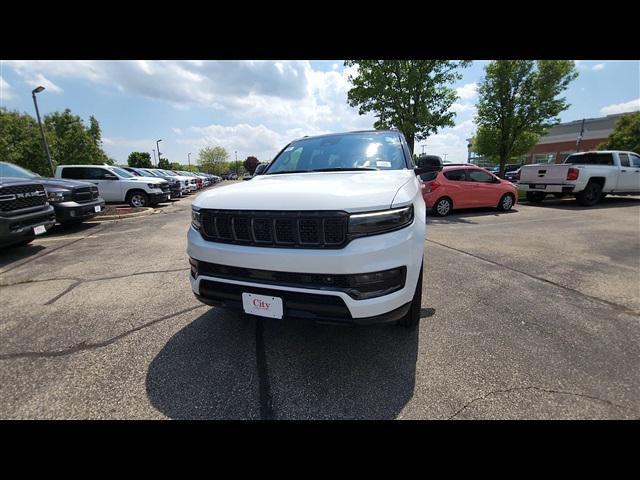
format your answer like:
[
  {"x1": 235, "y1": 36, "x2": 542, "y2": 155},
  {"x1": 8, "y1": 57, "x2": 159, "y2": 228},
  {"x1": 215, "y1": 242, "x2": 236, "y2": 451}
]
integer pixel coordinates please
[
  {"x1": 187, "y1": 217, "x2": 425, "y2": 322},
  {"x1": 53, "y1": 198, "x2": 106, "y2": 222},
  {"x1": 0, "y1": 205, "x2": 56, "y2": 247},
  {"x1": 149, "y1": 191, "x2": 170, "y2": 203}
]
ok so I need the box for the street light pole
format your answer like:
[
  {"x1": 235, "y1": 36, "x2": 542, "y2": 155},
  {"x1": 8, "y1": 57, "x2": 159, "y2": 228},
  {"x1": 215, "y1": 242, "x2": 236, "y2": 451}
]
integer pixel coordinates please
[
  {"x1": 152, "y1": 149, "x2": 157, "y2": 166},
  {"x1": 31, "y1": 86, "x2": 55, "y2": 177},
  {"x1": 421, "y1": 145, "x2": 426, "y2": 155},
  {"x1": 235, "y1": 150, "x2": 238, "y2": 177},
  {"x1": 156, "y1": 139, "x2": 163, "y2": 166},
  {"x1": 188, "y1": 152, "x2": 191, "y2": 169}
]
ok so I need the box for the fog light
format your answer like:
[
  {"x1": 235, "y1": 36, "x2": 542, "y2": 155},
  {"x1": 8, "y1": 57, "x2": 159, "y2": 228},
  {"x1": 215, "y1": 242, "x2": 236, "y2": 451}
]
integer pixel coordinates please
[
  {"x1": 189, "y1": 258, "x2": 199, "y2": 278},
  {"x1": 346, "y1": 266, "x2": 406, "y2": 300}
]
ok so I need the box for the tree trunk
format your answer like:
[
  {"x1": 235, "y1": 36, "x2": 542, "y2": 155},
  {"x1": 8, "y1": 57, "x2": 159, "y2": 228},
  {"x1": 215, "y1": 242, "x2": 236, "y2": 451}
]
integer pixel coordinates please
[{"x1": 406, "y1": 133, "x2": 415, "y2": 156}]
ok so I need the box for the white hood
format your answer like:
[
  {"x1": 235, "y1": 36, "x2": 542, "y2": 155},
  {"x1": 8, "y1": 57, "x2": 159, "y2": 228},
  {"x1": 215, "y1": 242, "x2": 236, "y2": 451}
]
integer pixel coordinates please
[
  {"x1": 130, "y1": 176, "x2": 166, "y2": 184},
  {"x1": 193, "y1": 170, "x2": 415, "y2": 212}
]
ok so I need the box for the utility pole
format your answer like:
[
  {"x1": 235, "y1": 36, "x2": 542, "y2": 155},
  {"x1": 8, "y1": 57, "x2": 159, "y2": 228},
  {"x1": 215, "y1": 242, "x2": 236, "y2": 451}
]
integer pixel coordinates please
[
  {"x1": 31, "y1": 86, "x2": 55, "y2": 176},
  {"x1": 576, "y1": 118, "x2": 586, "y2": 152}
]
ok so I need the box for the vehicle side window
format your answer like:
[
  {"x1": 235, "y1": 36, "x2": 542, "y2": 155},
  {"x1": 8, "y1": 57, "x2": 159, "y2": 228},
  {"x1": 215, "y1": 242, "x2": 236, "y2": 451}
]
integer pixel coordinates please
[
  {"x1": 84, "y1": 168, "x2": 110, "y2": 180},
  {"x1": 443, "y1": 169, "x2": 467, "y2": 181},
  {"x1": 60, "y1": 167, "x2": 86, "y2": 179},
  {"x1": 467, "y1": 169, "x2": 494, "y2": 183},
  {"x1": 566, "y1": 153, "x2": 614, "y2": 165},
  {"x1": 619, "y1": 153, "x2": 630, "y2": 167},
  {"x1": 630, "y1": 154, "x2": 640, "y2": 167}
]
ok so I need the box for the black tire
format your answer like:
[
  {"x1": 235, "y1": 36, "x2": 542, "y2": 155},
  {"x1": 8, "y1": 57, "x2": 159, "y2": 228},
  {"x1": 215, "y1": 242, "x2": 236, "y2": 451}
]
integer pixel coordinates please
[
  {"x1": 526, "y1": 191, "x2": 547, "y2": 203},
  {"x1": 575, "y1": 181, "x2": 603, "y2": 206},
  {"x1": 497, "y1": 193, "x2": 515, "y2": 211},
  {"x1": 126, "y1": 190, "x2": 149, "y2": 208},
  {"x1": 552, "y1": 193, "x2": 566, "y2": 199},
  {"x1": 431, "y1": 197, "x2": 453, "y2": 217},
  {"x1": 397, "y1": 264, "x2": 423, "y2": 328}
]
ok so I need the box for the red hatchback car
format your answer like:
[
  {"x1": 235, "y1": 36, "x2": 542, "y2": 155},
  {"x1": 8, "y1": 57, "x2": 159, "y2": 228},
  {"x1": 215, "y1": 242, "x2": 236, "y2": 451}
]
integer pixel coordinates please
[{"x1": 421, "y1": 165, "x2": 518, "y2": 216}]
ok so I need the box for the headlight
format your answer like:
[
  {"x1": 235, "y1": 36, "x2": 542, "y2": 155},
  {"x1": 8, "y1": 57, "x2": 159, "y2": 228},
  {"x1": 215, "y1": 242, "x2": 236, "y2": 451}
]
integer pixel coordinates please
[
  {"x1": 148, "y1": 183, "x2": 160, "y2": 189},
  {"x1": 47, "y1": 191, "x2": 67, "y2": 203},
  {"x1": 349, "y1": 205, "x2": 414, "y2": 235},
  {"x1": 191, "y1": 208, "x2": 201, "y2": 230}
]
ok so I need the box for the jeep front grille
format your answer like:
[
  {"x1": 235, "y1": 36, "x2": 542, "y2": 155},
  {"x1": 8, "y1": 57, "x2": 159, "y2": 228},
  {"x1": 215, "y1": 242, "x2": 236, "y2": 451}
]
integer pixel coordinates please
[{"x1": 200, "y1": 210, "x2": 349, "y2": 248}]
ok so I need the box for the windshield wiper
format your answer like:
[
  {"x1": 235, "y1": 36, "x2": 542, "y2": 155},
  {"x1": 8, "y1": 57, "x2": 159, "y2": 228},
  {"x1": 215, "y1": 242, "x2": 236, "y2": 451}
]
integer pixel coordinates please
[{"x1": 308, "y1": 167, "x2": 377, "y2": 172}]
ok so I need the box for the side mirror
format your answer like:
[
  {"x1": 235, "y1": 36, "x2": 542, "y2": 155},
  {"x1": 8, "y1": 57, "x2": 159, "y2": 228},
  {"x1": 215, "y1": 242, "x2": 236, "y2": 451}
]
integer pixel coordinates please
[{"x1": 414, "y1": 156, "x2": 443, "y2": 175}]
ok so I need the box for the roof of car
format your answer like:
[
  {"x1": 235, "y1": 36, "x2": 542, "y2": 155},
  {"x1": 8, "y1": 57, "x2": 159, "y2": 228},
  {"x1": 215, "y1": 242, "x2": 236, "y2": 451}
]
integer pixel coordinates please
[{"x1": 291, "y1": 129, "x2": 403, "y2": 143}]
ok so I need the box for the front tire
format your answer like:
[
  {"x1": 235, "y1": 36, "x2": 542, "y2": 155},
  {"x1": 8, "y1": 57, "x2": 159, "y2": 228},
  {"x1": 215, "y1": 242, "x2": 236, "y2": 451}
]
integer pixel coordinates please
[
  {"x1": 432, "y1": 197, "x2": 453, "y2": 217},
  {"x1": 397, "y1": 264, "x2": 423, "y2": 329},
  {"x1": 526, "y1": 191, "x2": 547, "y2": 203},
  {"x1": 127, "y1": 191, "x2": 149, "y2": 208},
  {"x1": 497, "y1": 193, "x2": 515, "y2": 211},
  {"x1": 575, "y1": 181, "x2": 603, "y2": 206}
]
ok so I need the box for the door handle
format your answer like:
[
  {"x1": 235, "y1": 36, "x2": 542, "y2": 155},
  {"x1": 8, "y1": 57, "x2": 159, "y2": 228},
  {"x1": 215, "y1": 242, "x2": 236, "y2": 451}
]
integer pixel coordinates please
[{"x1": 620, "y1": 169, "x2": 627, "y2": 172}]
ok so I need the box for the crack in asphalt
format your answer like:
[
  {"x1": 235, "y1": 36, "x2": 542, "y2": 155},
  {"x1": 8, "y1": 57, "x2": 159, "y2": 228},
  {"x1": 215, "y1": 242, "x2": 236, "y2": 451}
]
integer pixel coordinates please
[
  {"x1": 0, "y1": 305, "x2": 205, "y2": 361},
  {"x1": 447, "y1": 385, "x2": 636, "y2": 419},
  {"x1": 426, "y1": 239, "x2": 633, "y2": 313},
  {"x1": 255, "y1": 317, "x2": 275, "y2": 420}
]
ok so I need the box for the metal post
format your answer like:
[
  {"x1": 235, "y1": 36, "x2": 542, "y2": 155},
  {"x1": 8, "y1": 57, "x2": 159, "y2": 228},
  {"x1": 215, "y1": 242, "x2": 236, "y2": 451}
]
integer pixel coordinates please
[
  {"x1": 235, "y1": 150, "x2": 238, "y2": 177},
  {"x1": 576, "y1": 118, "x2": 585, "y2": 152},
  {"x1": 188, "y1": 152, "x2": 191, "y2": 169},
  {"x1": 156, "y1": 139, "x2": 163, "y2": 166},
  {"x1": 31, "y1": 87, "x2": 55, "y2": 177},
  {"x1": 152, "y1": 149, "x2": 157, "y2": 166}
]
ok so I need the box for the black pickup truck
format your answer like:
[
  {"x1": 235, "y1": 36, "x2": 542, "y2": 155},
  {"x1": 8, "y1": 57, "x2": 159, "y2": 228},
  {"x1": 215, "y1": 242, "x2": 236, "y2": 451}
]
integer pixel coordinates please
[
  {"x1": 0, "y1": 177, "x2": 57, "y2": 248},
  {"x1": 0, "y1": 162, "x2": 105, "y2": 225}
]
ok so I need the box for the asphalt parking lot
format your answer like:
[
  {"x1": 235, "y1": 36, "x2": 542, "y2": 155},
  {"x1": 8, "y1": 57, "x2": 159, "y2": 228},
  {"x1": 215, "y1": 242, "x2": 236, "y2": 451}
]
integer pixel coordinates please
[{"x1": 1, "y1": 188, "x2": 639, "y2": 419}]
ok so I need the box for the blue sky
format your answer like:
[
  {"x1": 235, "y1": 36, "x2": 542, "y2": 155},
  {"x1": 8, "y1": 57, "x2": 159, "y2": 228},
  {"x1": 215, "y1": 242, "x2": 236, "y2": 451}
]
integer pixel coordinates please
[{"x1": 1, "y1": 60, "x2": 638, "y2": 164}]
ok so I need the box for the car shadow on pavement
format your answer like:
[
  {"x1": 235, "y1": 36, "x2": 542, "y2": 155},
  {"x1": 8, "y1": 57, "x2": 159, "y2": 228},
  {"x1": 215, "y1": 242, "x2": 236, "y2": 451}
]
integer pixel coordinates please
[
  {"x1": 427, "y1": 208, "x2": 519, "y2": 225},
  {"x1": 146, "y1": 307, "x2": 421, "y2": 420},
  {"x1": 523, "y1": 196, "x2": 640, "y2": 211},
  {"x1": 0, "y1": 243, "x2": 45, "y2": 269}
]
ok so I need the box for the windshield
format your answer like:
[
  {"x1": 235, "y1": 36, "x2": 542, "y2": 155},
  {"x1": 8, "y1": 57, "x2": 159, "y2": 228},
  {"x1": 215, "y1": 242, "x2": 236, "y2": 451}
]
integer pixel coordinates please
[
  {"x1": 266, "y1": 132, "x2": 407, "y2": 174},
  {"x1": 140, "y1": 169, "x2": 157, "y2": 177},
  {"x1": 161, "y1": 170, "x2": 177, "y2": 176},
  {"x1": 110, "y1": 166, "x2": 134, "y2": 178},
  {"x1": 0, "y1": 162, "x2": 39, "y2": 179}
]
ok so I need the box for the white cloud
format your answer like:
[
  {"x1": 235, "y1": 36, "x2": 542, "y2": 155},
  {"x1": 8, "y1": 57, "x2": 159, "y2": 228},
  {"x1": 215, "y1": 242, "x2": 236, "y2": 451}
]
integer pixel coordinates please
[
  {"x1": 26, "y1": 73, "x2": 63, "y2": 94},
  {"x1": 456, "y1": 82, "x2": 478, "y2": 101},
  {"x1": 600, "y1": 98, "x2": 640, "y2": 115},
  {"x1": 172, "y1": 128, "x2": 183, "y2": 135},
  {"x1": 0, "y1": 76, "x2": 15, "y2": 100},
  {"x1": 592, "y1": 63, "x2": 605, "y2": 71}
]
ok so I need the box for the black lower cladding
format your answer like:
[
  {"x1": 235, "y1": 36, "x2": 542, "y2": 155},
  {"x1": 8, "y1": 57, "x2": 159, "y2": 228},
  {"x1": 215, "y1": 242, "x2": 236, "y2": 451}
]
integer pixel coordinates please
[{"x1": 196, "y1": 279, "x2": 410, "y2": 326}]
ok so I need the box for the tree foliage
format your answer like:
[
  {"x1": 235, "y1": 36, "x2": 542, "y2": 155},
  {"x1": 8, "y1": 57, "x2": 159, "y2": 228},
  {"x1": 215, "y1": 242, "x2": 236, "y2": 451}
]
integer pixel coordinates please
[
  {"x1": 243, "y1": 156, "x2": 260, "y2": 175},
  {"x1": 344, "y1": 60, "x2": 470, "y2": 152},
  {"x1": 0, "y1": 108, "x2": 111, "y2": 176},
  {"x1": 474, "y1": 60, "x2": 578, "y2": 175},
  {"x1": 598, "y1": 112, "x2": 640, "y2": 154},
  {"x1": 198, "y1": 146, "x2": 228, "y2": 174},
  {"x1": 157, "y1": 157, "x2": 171, "y2": 169},
  {"x1": 127, "y1": 151, "x2": 153, "y2": 168}
]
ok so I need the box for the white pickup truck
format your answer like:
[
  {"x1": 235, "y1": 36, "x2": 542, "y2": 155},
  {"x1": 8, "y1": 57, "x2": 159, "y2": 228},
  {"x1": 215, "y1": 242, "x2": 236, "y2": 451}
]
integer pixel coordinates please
[{"x1": 517, "y1": 150, "x2": 640, "y2": 206}]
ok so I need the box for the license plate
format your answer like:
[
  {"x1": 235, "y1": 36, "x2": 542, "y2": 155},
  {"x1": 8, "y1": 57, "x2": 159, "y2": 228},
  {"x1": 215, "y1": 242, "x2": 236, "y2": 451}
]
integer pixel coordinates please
[
  {"x1": 533, "y1": 184, "x2": 547, "y2": 190},
  {"x1": 242, "y1": 293, "x2": 283, "y2": 319},
  {"x1": 94, "y1": 205, "x2": 101, "y2": 212},
  {"x1": 33, "y1": 225, "x2": 46, "y2": 235}
]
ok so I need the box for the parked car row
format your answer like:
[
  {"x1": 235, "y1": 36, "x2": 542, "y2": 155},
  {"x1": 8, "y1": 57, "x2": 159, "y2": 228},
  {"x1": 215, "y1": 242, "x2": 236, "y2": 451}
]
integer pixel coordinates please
[{"x1": 1, "y1": 161, "x2": 220, "y2": 248}]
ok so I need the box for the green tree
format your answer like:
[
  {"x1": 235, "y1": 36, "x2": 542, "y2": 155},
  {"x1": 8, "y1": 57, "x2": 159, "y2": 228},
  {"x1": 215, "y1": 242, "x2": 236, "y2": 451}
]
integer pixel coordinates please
[
  {"x1": 474, "y1": 60, "x2": 578, "y2": 176},
  {"x1": 44, "y1": 109, "x2": 110, "y2": 166},
  {"x1": 169, "y1": 162, "x2": 182, "y2": 170},
  {"x1": 598, "y1": 112, "x2": 640, "y2": 153},
  {"x1": 244, "y1": 156, "x2": 260, "y2": 175},
  {"x1": 158, "y1": 157, "x2": 171, "y2": 169},
  {"x1": 344, "y1": 60, "x2": 470, "y2": 153},
  {"x1": 127, "y1": 151, "x2": 153, "y2": 168},
  {"x1": 198, "y1": 146, "x2": 228, "y2": 174},
  {"x1": 0, "y1": 108, "x2": 50, "y2": 176}
]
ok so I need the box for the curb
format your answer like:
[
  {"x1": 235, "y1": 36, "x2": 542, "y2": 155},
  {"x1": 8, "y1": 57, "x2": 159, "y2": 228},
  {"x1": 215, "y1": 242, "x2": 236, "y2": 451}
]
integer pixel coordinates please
[{"x1": 85, "y1": 207, "x2": 156, "y2": 223}]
